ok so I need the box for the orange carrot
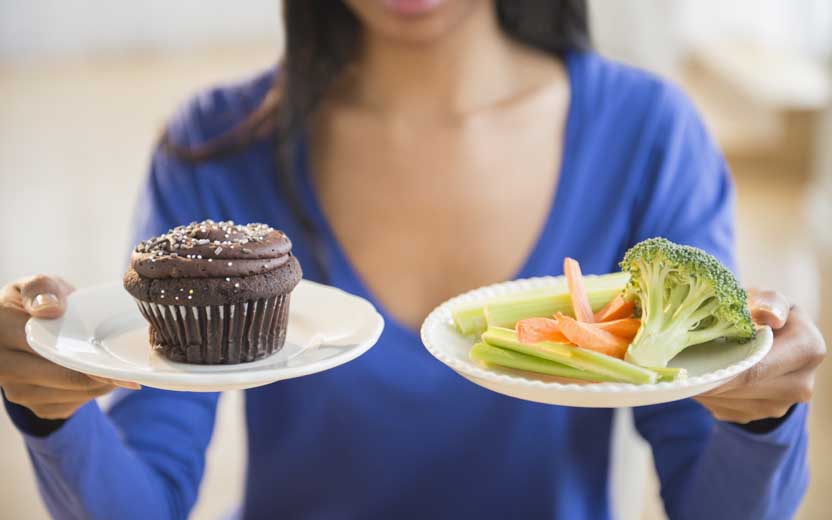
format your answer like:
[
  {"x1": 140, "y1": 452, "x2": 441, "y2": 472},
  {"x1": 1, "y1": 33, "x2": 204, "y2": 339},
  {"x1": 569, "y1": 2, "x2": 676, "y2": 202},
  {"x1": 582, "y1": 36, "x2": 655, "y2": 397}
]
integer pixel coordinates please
[
  {"x1": 594, "y1": 318, "x2": 641, "y2": 341},
  {"x1": 516, "y1": 317, "x2": 569, "y2": 344},
  {"x1": 555, "y1": 312, "x2": 629, "y2": 359},
  {"x1": 593, "y1": 295, "x2": 635, "y2": 322},
  {"x1": 563, "y1": 257, "x2": 594, "y2": 323}
]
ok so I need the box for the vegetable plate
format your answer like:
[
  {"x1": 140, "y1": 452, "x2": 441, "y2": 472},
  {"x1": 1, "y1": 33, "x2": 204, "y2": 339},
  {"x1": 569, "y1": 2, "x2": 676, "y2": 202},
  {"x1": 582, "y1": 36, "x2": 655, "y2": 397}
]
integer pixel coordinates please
[{"x1": 420, "y1": 238, "x2": 773, "y2": 407}]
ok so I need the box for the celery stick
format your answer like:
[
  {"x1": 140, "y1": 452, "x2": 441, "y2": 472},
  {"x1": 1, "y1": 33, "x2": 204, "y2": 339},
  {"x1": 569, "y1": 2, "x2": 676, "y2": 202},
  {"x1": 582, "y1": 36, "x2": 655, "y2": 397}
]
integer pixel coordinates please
[
  {"x1": 568, "y1": 348, "x2": 658, "y2": 385},
  {"x1": 452, "y1": 272, "x2": 630, "y2": 336},
  {"x1": 452, "y1": 286, "x2": 566, "y2": 336},
  {"x1": 484, "y1": 287, "x2": 623, "y2": 330},
  {"x1": 470, "y1": 343, "x2": 620, "y2": 382},
  {"x1": 644, "y1": 366, "x2": 687, "y2": 382},
  {"x1": 481, "y1": 327, "x2": 657, "y2": 385},
  {"x1": 452, "y1": 306, "x2": 488, "y2": 336},
  {"x1": 481, "y1": 327, "x2": 575, "y2": 364}
]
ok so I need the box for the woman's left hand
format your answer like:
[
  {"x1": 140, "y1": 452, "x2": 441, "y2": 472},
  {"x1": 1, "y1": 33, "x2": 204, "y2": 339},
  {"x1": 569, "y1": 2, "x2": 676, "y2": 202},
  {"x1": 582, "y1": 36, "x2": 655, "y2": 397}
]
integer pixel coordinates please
[{"x1": 695, "y1": 289, "x2": 827, "y2": 424}]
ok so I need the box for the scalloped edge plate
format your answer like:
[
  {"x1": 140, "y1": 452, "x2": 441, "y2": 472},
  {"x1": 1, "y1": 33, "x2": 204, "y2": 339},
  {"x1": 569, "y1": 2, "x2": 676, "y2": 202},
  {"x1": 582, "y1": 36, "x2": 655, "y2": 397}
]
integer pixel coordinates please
[
  {"x1": 27, "y1": 280, "x2": 384, "y2": 392},
  {"x1": 421, "y1": 275, "x2": 772, "y2": 408}
]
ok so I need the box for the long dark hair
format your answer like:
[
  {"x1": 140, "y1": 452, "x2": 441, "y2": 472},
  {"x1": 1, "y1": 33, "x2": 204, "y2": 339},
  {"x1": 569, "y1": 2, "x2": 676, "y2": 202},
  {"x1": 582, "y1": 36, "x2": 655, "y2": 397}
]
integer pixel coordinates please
[{"x1": 164, "y1": 0, "x2": 590, "y2": 278}]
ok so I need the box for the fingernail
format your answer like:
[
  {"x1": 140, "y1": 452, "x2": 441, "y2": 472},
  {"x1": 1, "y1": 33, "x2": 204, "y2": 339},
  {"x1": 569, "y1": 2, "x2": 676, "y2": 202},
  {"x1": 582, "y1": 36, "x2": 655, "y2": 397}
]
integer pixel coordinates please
[
  {"x1": 773, "y1": 305, "x2": 788, "y2": 323},
  {"x1": 752, "y1": 304, "x2": 787, "y2": 328},
  {"x1": 32, "y1": 293, "x2": 59, "y2": 310}
]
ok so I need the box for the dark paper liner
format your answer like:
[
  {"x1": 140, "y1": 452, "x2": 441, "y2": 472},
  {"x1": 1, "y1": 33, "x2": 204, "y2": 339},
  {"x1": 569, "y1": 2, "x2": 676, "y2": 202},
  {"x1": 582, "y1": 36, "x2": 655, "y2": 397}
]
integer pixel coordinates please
[{"x1": 135, "y1": 294, "x2": 290, "y2": 364}]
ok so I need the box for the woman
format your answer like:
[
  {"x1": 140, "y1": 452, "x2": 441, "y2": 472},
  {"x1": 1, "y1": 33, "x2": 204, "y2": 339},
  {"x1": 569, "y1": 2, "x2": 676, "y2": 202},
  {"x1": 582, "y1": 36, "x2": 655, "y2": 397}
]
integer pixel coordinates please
[{"x1": 0, "y1": 1, "x2": 826, "y2": 518}]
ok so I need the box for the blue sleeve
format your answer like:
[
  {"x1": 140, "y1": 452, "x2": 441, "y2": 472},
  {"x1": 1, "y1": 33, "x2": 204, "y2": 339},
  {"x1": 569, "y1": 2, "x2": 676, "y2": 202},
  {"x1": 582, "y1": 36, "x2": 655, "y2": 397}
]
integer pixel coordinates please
[
  {"x1": 9, "y1": 119, "x2": 222, "y2": 519},
  {"x1": 631, "y1": 85, "x2": 809, "y2": 519}
]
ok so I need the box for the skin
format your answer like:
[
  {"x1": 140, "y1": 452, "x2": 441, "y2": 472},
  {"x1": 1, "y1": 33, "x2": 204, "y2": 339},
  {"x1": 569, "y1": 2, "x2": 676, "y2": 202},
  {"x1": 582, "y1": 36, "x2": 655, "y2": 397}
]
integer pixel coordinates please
[
  {"x1": 0, "y1": 0, "x2": 826, "y2": 427},
  {"x1": 0, "y1": 276, "x2": 138, "y2": 420}
]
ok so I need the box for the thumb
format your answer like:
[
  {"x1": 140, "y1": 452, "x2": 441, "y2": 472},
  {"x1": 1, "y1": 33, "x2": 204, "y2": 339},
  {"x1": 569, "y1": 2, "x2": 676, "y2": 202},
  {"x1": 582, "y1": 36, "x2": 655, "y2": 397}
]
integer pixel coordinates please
[
  {"x1": 747, "y1": 288, "x2": 790, "y2": 330},
  {"x1": 18, "y1": 275, "x2": 75, "y2": 319}
]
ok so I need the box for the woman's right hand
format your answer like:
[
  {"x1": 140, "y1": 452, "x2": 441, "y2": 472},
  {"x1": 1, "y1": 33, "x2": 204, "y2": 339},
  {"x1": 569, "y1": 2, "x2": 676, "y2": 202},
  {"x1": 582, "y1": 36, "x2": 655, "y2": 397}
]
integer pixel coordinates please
[{"x1": 0, "y1": 275, "x2": 139, "y2": 420}]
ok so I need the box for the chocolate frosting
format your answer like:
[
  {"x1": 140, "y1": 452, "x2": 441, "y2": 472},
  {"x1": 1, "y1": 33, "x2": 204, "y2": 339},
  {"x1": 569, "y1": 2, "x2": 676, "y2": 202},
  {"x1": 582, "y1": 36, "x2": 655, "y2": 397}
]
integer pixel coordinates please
[{"x1": 131, "y1": 220, "x2": 292, "y2": 279}]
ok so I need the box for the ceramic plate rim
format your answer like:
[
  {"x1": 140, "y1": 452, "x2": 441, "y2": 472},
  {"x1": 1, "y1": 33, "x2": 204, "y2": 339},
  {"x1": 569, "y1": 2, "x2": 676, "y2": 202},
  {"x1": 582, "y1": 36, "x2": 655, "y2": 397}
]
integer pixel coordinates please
[{"x1": 421, "y1": 275, "x2": 773, "y2": 395}]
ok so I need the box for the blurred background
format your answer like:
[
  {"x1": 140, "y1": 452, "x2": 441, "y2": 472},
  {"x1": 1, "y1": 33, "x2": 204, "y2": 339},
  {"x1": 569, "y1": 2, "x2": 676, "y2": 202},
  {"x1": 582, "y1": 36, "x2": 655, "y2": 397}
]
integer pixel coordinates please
[{"x1": 1, "y1": 1, "x2": 830, "y2": 518}]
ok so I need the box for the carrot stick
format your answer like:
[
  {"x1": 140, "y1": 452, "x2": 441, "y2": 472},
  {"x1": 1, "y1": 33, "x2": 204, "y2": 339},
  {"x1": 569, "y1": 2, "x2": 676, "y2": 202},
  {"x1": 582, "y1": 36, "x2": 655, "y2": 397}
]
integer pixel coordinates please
[
  {"x1": 555, "y1": 312, "x2": 629, "y2": 359},
  {"x1": 516, "y1": 317, "x2": 569, "y2": 344},
  {"x1": 593, "y1": 294, "x2": 636, "y2": 322},
  {"x1": 563, "y1": 257, "x2": 595, "y2": 323},
  {"x1": 594, "y1": 318, "x2": 641, "y2": 341}
]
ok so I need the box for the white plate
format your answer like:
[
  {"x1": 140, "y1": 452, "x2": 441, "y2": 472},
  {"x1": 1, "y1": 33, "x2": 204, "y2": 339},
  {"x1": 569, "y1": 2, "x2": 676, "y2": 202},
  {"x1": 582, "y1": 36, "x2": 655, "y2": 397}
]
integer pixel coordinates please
[
  {"x1": 27, "y1": 280, "x2": 384, "y2": 392},
  {"x1": 421, "y1": 275, "x2": 773, "y2": 408}
]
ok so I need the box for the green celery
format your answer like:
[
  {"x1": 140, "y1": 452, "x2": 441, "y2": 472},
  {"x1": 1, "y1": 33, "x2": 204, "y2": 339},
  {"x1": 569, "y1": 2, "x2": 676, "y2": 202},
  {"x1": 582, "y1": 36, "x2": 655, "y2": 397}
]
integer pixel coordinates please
[
  {"x1": 470, "y1": 343, "x2": 620, "y2": 382},
  {"x1": 481, "y1": 327, "x2": 575, "y2": 364},
  {"x1": 452, "y1": 285, "x2": 566, "y2": 336},
  {"x1": 644, "y1": 366, "x2": 687, "y2": 382},
  {"x1": 481, "y1": 327, "x2": 657, "y2": 385},
  {"x1": 452, "y1": 306, "x2": 488, "y2": 336},
  {"x1": 452, "y1": 272, "x2": 630, "y2": 336},
  {"x1": 484, "y1": 287, "x2": 623, "y2": 330},
  {"x1": 567, "y1": 347, "x2": 658, "y2": 385}
]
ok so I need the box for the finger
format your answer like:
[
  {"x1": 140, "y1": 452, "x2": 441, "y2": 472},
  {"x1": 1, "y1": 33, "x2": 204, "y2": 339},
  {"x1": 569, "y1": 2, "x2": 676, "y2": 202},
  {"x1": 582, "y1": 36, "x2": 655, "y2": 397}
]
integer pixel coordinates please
[
  {"x1": 699, "y1": 366, "x2": 815, "y2": 402},
  {"x1": 16, "y1": 275, "x2": 74, "y2": 319},
  {"x1": 700, "y1": 403, "x2": 746, "y2": 423},
  {"x1": 88, "y1": 375, "x2": 141, "y2": 390},
  {"x1": 705, "y1": 354, "x2": 788, "y2": 395},
  {"x1": 2, "y1": 382, "x2": 115, "y2": 406},
  {"x1": 0, "y1": 302, "x2": 30, "y2": 352},
  {"x1": 28, "y1": 402, "x2": 85, "y2": 421},
  {"x1": 0, "y1": 350, "x2": 112, "y2": 390},
  {"x1": 747, "y1": 288, "x2": 790, "y2": 329},
  {"x1": 706, "y1": 308, "x2": 821, "y2": 395},
  {"x1": 696, "y1": 396, "x2": 792, "y2": 422},
  {"x1": 696, "y1": 400, "x2": 757, "y2": 423}
]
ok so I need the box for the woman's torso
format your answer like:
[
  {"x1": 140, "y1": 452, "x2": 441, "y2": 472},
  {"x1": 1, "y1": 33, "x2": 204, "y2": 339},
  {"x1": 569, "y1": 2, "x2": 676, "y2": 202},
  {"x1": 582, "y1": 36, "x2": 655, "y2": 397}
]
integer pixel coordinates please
[{"x1": 145, "y1": 51, "x2": 722, "y2": 519}]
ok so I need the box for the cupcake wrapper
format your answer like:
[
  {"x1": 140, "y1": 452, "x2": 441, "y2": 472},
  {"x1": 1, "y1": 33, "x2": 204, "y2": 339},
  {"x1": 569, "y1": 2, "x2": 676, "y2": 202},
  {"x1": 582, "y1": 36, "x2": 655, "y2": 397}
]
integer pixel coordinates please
[{"x1": 134, "y1": 294, "x2": 290, "y2": 364}]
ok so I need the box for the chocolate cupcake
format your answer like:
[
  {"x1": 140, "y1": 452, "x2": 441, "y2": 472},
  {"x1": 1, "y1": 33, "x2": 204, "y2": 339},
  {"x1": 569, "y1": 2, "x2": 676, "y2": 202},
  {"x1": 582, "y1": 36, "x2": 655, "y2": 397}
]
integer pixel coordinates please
[{"x1": 123, "y1": 220, "x2": 302, "y2": 364}]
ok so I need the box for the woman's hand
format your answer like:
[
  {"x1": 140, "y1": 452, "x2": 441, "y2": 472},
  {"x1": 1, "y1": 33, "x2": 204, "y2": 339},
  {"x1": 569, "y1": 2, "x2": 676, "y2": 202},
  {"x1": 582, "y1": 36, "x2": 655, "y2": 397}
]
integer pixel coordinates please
[
  {"x1": 0, "y1": 275, "x2": 138, "y2": 420},
  {"x1": 696, "y1": 289, "x2": 827, "y2": 424}
]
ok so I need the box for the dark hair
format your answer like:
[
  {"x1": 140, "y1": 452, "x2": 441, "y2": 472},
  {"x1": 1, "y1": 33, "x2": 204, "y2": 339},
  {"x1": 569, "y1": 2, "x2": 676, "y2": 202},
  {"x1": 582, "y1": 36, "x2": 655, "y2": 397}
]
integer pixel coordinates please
[{"x1": 164, "y1": 0, "x2": 590, "y2": 278}]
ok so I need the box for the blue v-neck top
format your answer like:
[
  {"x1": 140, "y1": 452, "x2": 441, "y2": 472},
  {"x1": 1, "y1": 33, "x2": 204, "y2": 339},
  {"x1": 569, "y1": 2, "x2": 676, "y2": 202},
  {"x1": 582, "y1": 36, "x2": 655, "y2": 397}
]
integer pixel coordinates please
[{"x1": 7, "y1": 52, "x2": 808, "y2": 520}]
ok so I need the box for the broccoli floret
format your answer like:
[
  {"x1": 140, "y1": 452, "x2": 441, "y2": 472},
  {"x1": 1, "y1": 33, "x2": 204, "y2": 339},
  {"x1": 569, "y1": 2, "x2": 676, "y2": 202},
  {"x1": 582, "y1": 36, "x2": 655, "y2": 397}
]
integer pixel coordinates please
[{"x1": 619, "y1": 237, "x2": 754, "y2": 367}]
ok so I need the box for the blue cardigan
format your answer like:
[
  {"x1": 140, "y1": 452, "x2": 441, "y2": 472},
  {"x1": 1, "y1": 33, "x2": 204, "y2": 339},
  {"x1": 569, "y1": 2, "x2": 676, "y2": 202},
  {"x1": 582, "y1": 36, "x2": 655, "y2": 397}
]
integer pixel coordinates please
[{"x1": 6, "y1": 52, "x2": 808, "y2": 519}]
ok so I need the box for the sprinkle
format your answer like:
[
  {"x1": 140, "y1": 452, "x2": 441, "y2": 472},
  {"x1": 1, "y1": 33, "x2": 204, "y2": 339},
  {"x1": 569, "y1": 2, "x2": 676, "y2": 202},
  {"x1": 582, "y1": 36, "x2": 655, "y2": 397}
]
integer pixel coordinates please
[
  {"x1": 180, "y1": 288, "x2": 184, "y2": 292},
  {"x1": 188, "y1": 295, "x2": 192, "y2": 300},
  {"x1": 225, "y1": 277, "x2": 231, "y2": 282},
  {"x1": 160, "y1": 289, "x2": 165, "y2": 293},
  {"x1": 234, "y1": 283, "x2": 240, "y2": 288},
  {"x1": 214, "y1": 247, "x2": 223, "y2": 255},
  {"x1": 227, "y1": 262, "x2": 233, "y2": 266},
  {"x1": 208, "y1": 258, "x2": 213, "y2": 262},
  {"x1": 188, "y1": 289, "x2": 194, "y2": 294},
  {"x1": 175, "y1": 296, "x2": 179, "y2": 300}
]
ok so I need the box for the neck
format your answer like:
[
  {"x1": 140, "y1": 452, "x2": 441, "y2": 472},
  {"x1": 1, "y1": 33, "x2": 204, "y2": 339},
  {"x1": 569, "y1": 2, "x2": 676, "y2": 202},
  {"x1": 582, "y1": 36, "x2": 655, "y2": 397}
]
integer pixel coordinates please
[{"x1": 345, "y1": 4, "x2": 534, "y2": 117}]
